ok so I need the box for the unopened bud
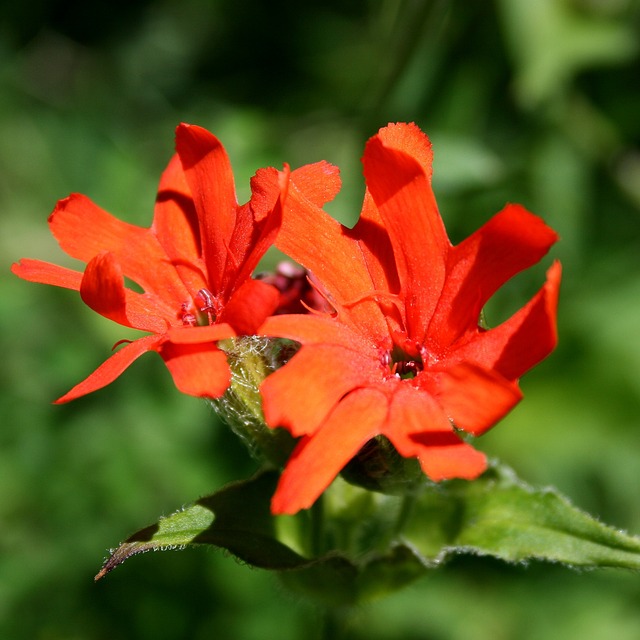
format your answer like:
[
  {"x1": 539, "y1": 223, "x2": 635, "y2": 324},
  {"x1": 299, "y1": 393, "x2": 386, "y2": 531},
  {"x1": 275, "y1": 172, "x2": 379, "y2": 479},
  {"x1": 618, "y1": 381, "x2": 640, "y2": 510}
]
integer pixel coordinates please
[{"x1": 213, "y1": 336, "x2": 298, "y2": 467}]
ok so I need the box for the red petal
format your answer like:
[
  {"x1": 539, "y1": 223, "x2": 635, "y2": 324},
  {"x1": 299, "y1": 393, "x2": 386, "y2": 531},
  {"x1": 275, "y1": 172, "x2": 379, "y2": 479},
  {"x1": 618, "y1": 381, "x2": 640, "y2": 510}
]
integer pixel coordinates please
[
  {"x1": 385, "y1": 385, "x2": 487, "y2": 481},
  {"x1": 159, "y1": 341, "x2": 231, "y2": 398},
  {"x1": 410, "y1": 432, "x2": 487, "y2": 481},
  {"x1": 225, "y1": 167, "x2": 285, "y2": 289},
  {"x1": 276, "y1": 178, "x2": 388, "y2": 340},
  {"x1": 290, "y1": 161, "x2": 341, "y2": 207},
  {"x1": 429, "y1": 204, "x2": 559, "y2": 345},
  {"x1": 271, "y1": 387, "x2": 388, "y2": 514},
  {"x1": 385, "y1": 383, "x2": 452, "y2": 438},
  {"x1": 350, "y1": 190, "x2": 402, "y2": 298},
  {"x1": 455, "y1": 261, "x2": 561, "y2": 380},
  {"x1": 165, "y1": 323, "x2": 236, "y2": 344},
  {"x1": 80, "y1": 252, "x2": 127, "y2": 324},
  {"x1": 11, "y1": 259, "x2": 83, "y2": 290},
  {"x1": 49, "y1": 194, "x2": 190, "y2": 305},
  {"x1": 219, "y1": 279, "x2": 279, "y2": 334},
  {"x1": 425, "y1": 363, "x2": 522, "y2": 436},
  {"x1": 152, "y1": 154, "x2": 209, "y2": 295},
  {"x1": 376, "y1": 123, "x2": 435, "y2": 180},
  {"x1": 80, "y1": 252, "x2": 171, "y2": 333},
  {"x1": 260, "y1": 344, "x2": 375, "y2": 437},
  {"x1": 259, "y1": 314, "x2": 365, "y2": 349},
  {"x1": 363, "y1": 124, "x2": 450, "y2": 342},
  {"x1": 175, "y1": 124, "x2": 237, "y2": 292},
  {"x1": 55, "y1": 334, "x2": 163, "y2": 403}
]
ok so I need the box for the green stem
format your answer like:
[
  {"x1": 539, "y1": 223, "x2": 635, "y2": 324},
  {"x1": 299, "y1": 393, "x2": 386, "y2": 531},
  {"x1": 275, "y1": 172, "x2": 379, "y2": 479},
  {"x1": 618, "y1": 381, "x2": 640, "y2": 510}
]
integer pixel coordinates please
[
  {"x1": 310, "y1": 493, "x2": 325, "y2": 557},
  {"x1": 393, "y1": 489, "x2": 417, "y2": 538},
  {"x1": 309, "y1": 496, "x2": 349, "y2": 639},
  {"x1": 320, "y1": 607, "x2": 345, "y2": 640}
]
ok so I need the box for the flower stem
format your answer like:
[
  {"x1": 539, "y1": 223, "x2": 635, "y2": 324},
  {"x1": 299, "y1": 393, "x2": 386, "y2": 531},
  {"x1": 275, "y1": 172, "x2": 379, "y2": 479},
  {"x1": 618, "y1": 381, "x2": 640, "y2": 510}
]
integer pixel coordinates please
[
  {"x1": 308, "y1": 496, "x2": 350, "y2": 639},
  {"x1": 393, "y1": 490, "x2": 417, "y2": 538},
  {"x1": 310, "y1": 493, "x2": 325, "y2": 557},
  {"x1": 320, "y1": 607, "x2": 345, "y2": 640}
]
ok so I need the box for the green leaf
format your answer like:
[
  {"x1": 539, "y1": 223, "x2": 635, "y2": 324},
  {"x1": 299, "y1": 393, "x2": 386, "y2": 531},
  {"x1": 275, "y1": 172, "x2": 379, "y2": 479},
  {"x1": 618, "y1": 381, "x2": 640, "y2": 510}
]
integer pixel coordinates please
[
  {"x1": 96, "y1": 462, "x2": 640, "y2": 608},
  {"x1": 404, "y1": 463, "x2": 640, "y2": 569},
  {"x1": 94, "y1": 469, "x2": 430, "y2": 606},
  {"x1": 95, "y1": 470, "x2": 304, "y2": 580}
]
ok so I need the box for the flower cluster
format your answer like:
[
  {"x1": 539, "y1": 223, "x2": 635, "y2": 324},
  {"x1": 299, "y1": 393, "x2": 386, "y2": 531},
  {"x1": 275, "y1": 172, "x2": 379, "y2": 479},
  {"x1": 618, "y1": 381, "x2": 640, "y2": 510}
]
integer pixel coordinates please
[{"x1": 12, "y1": 122, "x2": 560, "y2": 515}]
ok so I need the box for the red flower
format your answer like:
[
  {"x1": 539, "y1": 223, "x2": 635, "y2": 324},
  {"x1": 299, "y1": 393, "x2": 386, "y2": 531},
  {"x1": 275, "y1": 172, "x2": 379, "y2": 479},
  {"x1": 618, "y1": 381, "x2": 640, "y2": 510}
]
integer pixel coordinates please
[
  {"x1": 260, "y1": 123, "x2": 561, "y2": 514},
  {"x1": 12, "y1": 124, "x2": 287, "y2": 402}
]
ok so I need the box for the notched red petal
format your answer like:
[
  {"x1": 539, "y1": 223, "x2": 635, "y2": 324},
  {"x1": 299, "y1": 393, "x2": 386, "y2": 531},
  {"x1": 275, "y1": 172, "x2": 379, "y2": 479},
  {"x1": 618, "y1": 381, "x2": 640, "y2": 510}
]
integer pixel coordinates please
[
  {"x1": 411, "y1": 432, "x2": 488, "y2": 481},
  {"x1": 373, "y1": 122, "x2": 434, "y2": 181},
  {"x1": 429, "y1": 363, "x2": 523, "y2": 436},
  {"x1": 363, "y1": 127, "x2": 449, "y2": 340},
  {"x1": 290, "y1": 160, "x2": 341, "y2": 207},
  {"x1": 431, "y1": 203, "x2": 559, "y2": 344},
  {"x1": 261, "y1": 343, "x2": 373, "y2": 437},
  {"x1": 472, "y1": 260, "x2": 562, "y2": 381},
  {"x1": 270, "y1": 388, "x2": 388, "y2": 514}
]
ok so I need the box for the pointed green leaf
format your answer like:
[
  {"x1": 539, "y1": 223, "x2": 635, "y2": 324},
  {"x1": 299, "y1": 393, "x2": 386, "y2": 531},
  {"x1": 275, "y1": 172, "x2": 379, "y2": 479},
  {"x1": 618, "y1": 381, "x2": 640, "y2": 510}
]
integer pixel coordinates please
[
  {"x1": 96, "y1": 470, "x2": 304, "y2": 579},
  {"x1": 94, "y1": 469, "x2": 430, "y2": 606},
  {"x1": 405, "y1": 464, "x2": 640, "y2": 569}
]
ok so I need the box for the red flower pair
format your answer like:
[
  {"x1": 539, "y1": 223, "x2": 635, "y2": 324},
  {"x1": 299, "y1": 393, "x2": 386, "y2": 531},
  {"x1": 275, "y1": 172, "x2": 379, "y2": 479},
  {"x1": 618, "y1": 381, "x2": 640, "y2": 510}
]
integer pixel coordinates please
[{"x1": 12, "y1": 122, "x2": 560, "y2": 515}]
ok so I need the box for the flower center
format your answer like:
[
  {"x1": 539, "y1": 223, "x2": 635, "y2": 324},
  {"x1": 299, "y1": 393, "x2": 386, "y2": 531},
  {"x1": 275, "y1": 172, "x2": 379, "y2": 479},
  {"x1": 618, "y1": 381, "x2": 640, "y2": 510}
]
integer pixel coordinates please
[
  {"x1": 382, "y1": 343, "x2": 424, "y2": 380},
  {"x1": 179, "y1": 288, "x2": 220, "y2": 326}
]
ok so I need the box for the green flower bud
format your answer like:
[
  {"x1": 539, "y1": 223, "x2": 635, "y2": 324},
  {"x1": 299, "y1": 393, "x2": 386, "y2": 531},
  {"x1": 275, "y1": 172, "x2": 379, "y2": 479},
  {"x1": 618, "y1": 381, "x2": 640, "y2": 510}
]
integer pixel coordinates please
[{"x1": 212, "y1": 336, "x2": 297, "y2": 467}]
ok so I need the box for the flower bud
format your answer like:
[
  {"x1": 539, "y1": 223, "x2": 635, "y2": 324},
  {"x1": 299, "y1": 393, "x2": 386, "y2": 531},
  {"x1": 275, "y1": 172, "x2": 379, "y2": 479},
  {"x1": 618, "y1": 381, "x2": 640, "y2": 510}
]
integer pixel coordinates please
[{"x1": 212, "y1": 336, "x2": 297, "y2": 467}]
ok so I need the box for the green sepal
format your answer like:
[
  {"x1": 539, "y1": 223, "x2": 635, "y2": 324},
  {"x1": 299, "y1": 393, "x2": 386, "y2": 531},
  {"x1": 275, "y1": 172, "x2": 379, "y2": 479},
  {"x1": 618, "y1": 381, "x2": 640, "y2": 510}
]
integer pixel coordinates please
[{"x1": 213, "y1": 336, "x2": 296, "y2": 467}]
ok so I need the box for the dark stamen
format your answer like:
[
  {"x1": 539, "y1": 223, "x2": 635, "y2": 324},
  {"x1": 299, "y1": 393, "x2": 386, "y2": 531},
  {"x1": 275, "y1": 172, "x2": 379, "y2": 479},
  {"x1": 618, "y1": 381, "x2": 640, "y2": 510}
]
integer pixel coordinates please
[{"x1": 179, "y1": 302, "x2": 197, "y2": 326}]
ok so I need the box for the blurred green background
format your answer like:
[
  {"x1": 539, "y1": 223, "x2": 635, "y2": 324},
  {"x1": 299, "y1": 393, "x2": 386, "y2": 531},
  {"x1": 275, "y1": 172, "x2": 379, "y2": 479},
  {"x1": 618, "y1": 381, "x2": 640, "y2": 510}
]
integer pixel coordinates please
[{"x1": 2, "y1": 0, "x2": 640, "y2": 638}]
